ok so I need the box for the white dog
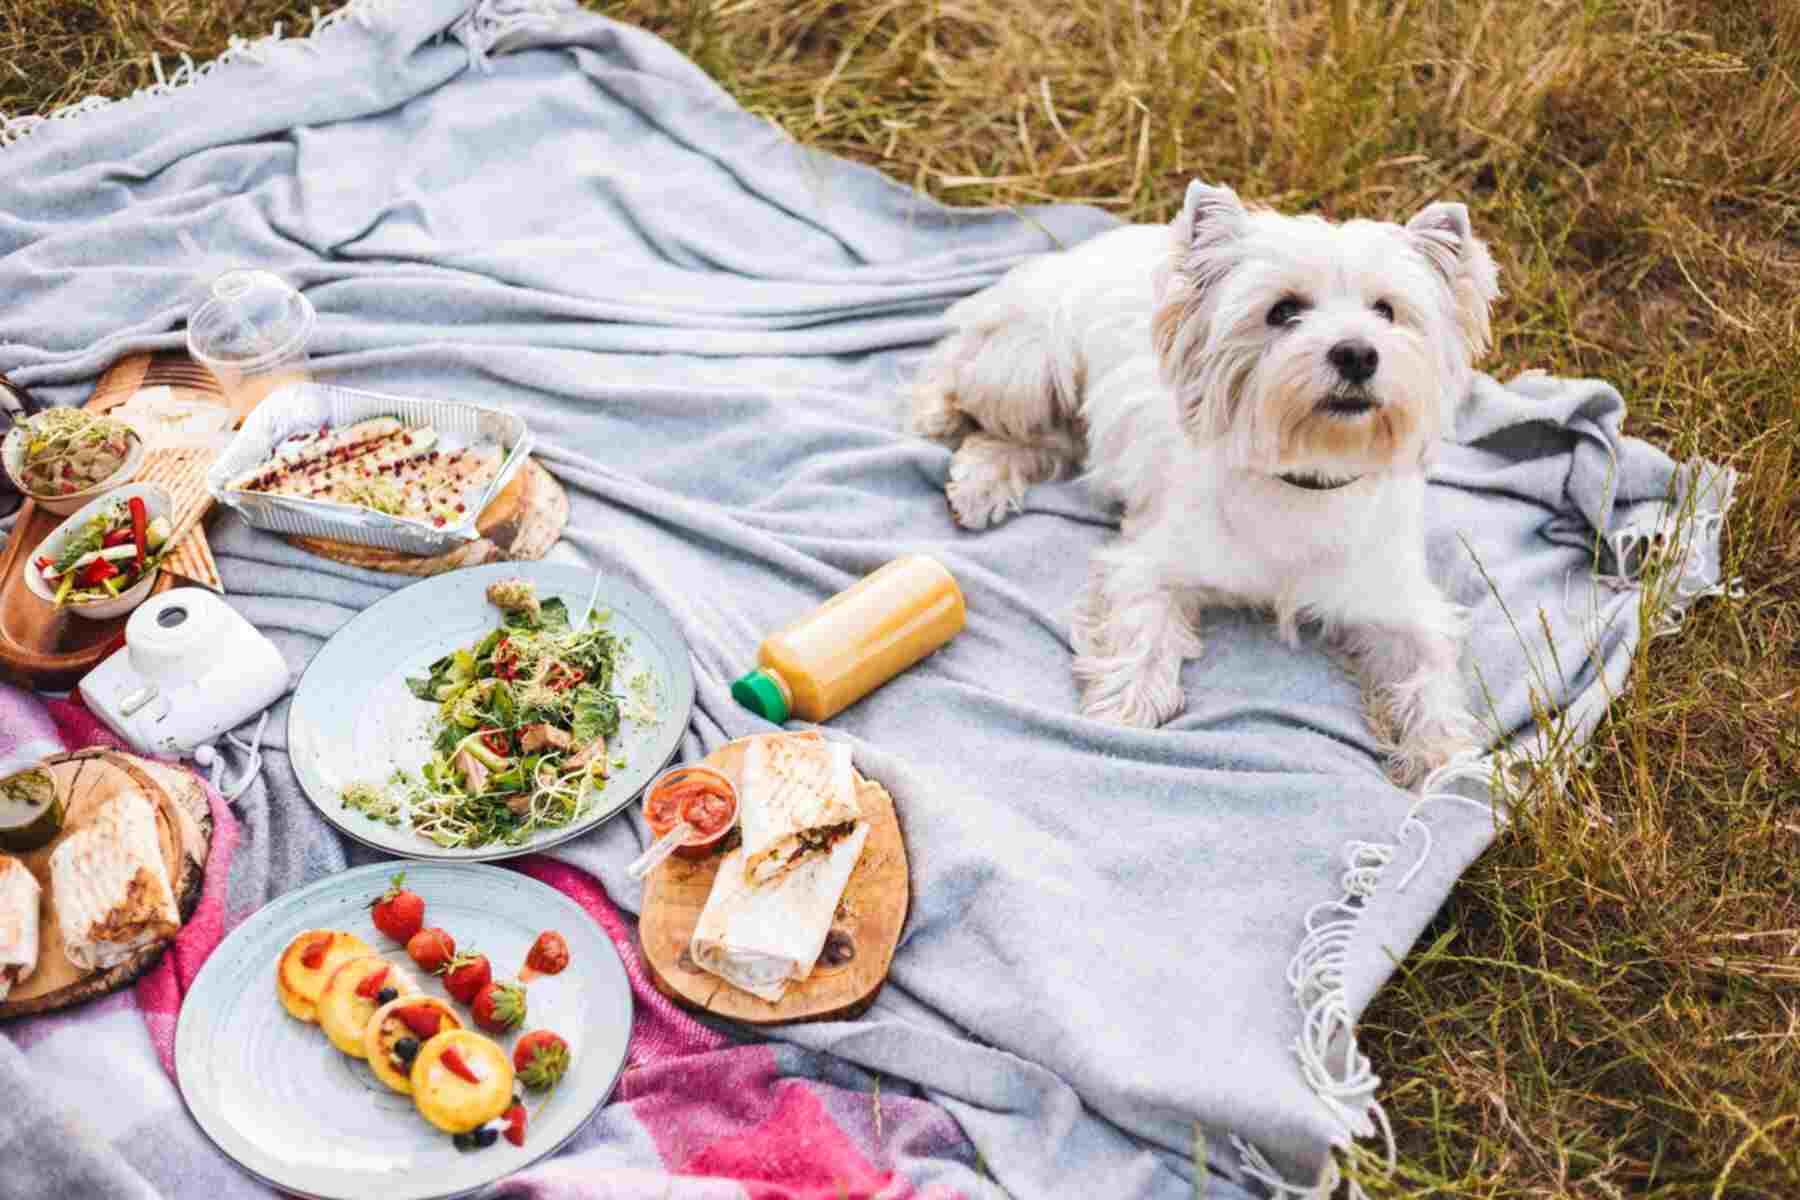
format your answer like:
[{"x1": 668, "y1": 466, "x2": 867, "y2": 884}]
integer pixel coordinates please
[{"x1": 909, "y1": 180, "x2": 1500, "y2": 785}]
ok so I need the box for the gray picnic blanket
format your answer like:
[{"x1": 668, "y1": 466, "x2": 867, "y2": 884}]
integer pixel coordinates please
[{"x1": 0, "y1": 2, "x2": 1735, "y2": 1198}]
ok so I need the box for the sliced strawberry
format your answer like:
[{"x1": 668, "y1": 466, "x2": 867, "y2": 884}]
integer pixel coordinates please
[
  {"x1": 353, "y1": 965, "x2": 391, "y2": 999},
  {"x1": 502, "y1": 1102, "x2": 527, "y2": 1147},
  {"x1": 524, "y1": 931, "x2": 569, "y2": 977},
  {"x1": 440, "y1": 1044, "x2": 481, "y2": 1085},
  {"x1": 298, "y1": 932, "x2": 334, "y2": 970},
  {"x1": 392, "y1": 1003, "x2": 445, "y2": 1040}
]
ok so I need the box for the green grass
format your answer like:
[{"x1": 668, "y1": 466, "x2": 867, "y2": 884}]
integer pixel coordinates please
[{"x1": 5, "y1": 1, "x2": 1797, "y2": 1195}]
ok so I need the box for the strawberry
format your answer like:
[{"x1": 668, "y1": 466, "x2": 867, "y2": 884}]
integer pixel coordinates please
[
  {"x1": 470, "y1": 979, "x2": 527, "y2": 1033},
  {"x1": 353, "y1": 965, "x2": 392, "y2": 1000},
  {"x1": 439, "y1": 1044, "x2": 481, "y2": 1085},
  {"x1": 524, "y1": 931, "x2": 569, "y2": 977},
  {"x1": 369, "y1": 872, "x2": 425, "y2": 943},
  {"x1": 442, "y1": 952, "x2": 492, "y2": 1006},
  {"x1": 512, "y1": 1030, "x2": 570, "y2": 1090},
  {"x1": 406, "y1": 927, "x2": 455, "y2": 974},
  {"x1": 391, "y1": 1003, "x2": 445, "y2": 1040},
  {"x1": 502, "y1": 1101, "x2": 527, "y2": 1147},
  {"x1": 298, "y1": 931, "x2": 334, "y2": 970}
]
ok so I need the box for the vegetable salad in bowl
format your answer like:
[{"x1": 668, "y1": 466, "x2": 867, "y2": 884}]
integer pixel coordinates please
[
  {"x1": 343, "y1": 579, "x2": 657, "y2": 850},
  {"x1": 34, "y1": 491, "x2": 172, "y2": 607},
  {"x1": 3, "y1": 408, "x2": 141, "y2": 508}
]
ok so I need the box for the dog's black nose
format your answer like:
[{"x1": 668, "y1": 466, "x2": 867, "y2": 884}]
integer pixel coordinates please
[{"x1": 1327, "y1": 339, "x2": 1379, "y2": 383}]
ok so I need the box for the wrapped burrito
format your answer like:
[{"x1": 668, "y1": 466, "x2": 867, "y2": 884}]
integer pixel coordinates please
[
  {"x1": 49, "y1": 788, "x2": 180, "y2": 971},
  {"x1": 689, "y1": 823, "x2": 870, "y2": 1002},
  {"x1": 0, "y1": 855, "x2": 40, "y2": 1002},
  {"x1": 739, "y1": 734, "x2": 860, "y2": 885}
]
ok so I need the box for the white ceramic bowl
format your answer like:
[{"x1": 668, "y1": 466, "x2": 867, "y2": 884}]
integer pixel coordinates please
[
  {"x1": 2, "y1": 417, "x2": 147, "y2": 516},
  {"x1": 24, "y1": 483, "x2": 173, "y2": 620}
]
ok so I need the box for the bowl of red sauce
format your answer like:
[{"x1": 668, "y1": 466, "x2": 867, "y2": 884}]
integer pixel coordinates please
[{"x1": 642, "y1": 764, "x2": 738, "y2": 860}]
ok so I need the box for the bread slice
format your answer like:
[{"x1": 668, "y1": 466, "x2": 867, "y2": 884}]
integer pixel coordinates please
[{"x1": 48, "y1": 789, "x2": 180, "y2": 972}]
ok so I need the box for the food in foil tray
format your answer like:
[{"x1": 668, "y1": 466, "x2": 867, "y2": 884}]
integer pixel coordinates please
[{"x1": 228, "y1": 415, "x2": 503, "y2": 528}]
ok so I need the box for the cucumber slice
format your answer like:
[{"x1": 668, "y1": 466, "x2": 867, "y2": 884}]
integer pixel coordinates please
[{"x1": 0, "y1": 768, "x2": 65, "y2": 852}]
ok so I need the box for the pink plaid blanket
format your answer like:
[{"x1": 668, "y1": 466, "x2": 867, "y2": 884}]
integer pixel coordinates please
[{"x1": 0, "y1": 685, "x2": 979, "y2": 1199}]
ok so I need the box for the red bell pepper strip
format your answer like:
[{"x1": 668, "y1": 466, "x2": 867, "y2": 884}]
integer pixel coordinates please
[
  {"x1": 103, "y1": 526, "x2": 134, "y2": 548},
  {"x1": 79, "y1": 559, "x2": 120, "y2": 587},
  {"x1": 129, "y1": 496, "x2": 148, "y2": 570}
]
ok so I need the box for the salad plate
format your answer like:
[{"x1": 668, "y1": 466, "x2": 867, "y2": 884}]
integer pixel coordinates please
[
  {"x1": 175, "y1": 861, "x2": 633, "y2": 1200},
  {"x1": 289, "y1": 561, "x2": 695, "y2": 861}
]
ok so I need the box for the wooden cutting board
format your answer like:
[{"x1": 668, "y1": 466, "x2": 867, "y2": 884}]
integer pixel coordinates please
[
  {"x1": 0, "y1": 749, "x2": 212, "y2": 1020},
  {"x1": 0, "y1": 352, "x2": 229, "y2": 692},
  {"x1": 638, "y1": 736, "x2": 910, "y2": 1025}
]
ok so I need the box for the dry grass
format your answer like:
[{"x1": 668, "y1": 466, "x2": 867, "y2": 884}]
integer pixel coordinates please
[{"x1": 4, "y1": 0, "x2": 1798, "y2": 1195}]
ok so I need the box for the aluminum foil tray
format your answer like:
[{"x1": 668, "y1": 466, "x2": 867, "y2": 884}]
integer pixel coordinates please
[{"x1": 206, "y1": 381, "x2": 533, "y2": 556}]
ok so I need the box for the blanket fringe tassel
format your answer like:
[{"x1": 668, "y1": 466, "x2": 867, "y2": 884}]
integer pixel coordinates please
[
  {"x1": 0, "y1": 0, "x2": 576, "y2": 149},
  {"x1": 1236, "y1": 459, "x2": 1738, "y2": 1199}
]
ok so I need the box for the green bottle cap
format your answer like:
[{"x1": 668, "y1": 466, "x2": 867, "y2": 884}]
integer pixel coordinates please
[{"x1": 731, "y1": 668, "x2": 791, "y2": 724}]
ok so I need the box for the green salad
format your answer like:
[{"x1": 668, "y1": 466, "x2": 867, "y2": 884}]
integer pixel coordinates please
[
  {"x1": 342, "y1": 578, "x2": 656, "y2": 850},
  {"x1": 35, "y1": 494, "x2": 171, "y2": 606}
]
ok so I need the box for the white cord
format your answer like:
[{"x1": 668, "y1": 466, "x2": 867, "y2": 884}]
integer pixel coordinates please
[{"x1": 209, "y1": 709, "x2": 270, "y2": 802}]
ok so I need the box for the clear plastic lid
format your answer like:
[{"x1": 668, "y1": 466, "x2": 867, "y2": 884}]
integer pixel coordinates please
[{"x1": 185, "y1": 269, "x2": 316, "y2": 373}]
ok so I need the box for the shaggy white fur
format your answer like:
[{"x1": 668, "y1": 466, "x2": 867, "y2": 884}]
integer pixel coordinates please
[{"x1": 910, "y1": 180, "x2": 1502, "y2": 785}]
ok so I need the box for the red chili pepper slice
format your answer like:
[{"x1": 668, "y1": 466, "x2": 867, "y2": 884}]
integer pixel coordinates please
[
  {"x1": 102, "y1": 526, "x2": 134, "y2": 548},
  {"x1": 128, "y1": 496, "x2": 148, "y2": 569},
  {"x1": 479, "y1": 729, "x2": 512, "y2": 757},
  {"x1": 299, "y1": 932, "x2": 334, "y2": 970},
  {"x1": 354, "y1": 966, "x2": 391, "y2": 999},
  {"x1": 440, "y1": 1045, "x2": 481, "y2": 1085}
]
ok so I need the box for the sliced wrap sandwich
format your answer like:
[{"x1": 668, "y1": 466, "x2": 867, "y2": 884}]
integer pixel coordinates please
[
  {"x1": 738, "y1": 734, "x2": 860, "y2": 885},
  {"x1": 0, "y1": 855, "x2": 40, "y2": 1001}
]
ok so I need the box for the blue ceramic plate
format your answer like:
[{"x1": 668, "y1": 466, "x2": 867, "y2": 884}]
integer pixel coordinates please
[
  {"x1": 288, "y1": 561, "x2": 694, "y2": 861},
  {"x1": 175, "y1": 862, "x2": 632, "y2": 1200}
]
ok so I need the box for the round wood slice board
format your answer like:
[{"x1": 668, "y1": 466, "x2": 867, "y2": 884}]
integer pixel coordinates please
[
  {"x1": 282, "y1": 458, "x2": 569, "y2": 576},
  {"x1": 638, "y1": 735, "x2": 910, "y2": 1025},
  {"x1": 0, "y1": 750, "x2": 212, "y2": 1020}
]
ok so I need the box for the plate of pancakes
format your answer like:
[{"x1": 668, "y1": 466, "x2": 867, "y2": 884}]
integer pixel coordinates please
[{"x1": 175, "y1": 862, "x2": 632, "y2": 1200}]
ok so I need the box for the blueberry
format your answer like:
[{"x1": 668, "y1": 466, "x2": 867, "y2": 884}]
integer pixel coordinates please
[
  {"x1": 473, "y1": 1127, "x2": 499, "y2": 1149},
  {"x1": 393, "y1": 1037, "x2": 420, "y2": 1064},
  {"x1": 376, "y1": 987, "x2": 398, "y2": 1004},
  {"x1": 452, "y1": 1132, "x2": 476, "y2": 1152}
]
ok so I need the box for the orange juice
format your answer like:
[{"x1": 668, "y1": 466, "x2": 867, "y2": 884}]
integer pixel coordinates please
[{"x1": 732, "y1": 555, "x2": 966, "y2": 723}]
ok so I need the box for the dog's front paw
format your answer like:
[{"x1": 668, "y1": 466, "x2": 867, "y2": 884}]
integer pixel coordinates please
[
  {"x1": 1074, "y1": 653, "x2": 1186, "y2": 728},
  {"x1": 945, "y1": 452, "x2": 1023, "y2": 530},
  {"x1": 1385, "y1": 712, "x2": 1479, "y2": 789}
]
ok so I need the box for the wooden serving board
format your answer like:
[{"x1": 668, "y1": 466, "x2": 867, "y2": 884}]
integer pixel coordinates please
[
  {"x1": 638, "y1": 736, "x2": 910, "y2": 1025},
  {"x1": 283, "y1": 456, "x2": 569, "y2": 577},
  {"x1": 0, "y1": 352, "x2": 229, "y2": 692},
  {"x1": 0, "y1": 750, "x2": 212, "y2": 1020}
]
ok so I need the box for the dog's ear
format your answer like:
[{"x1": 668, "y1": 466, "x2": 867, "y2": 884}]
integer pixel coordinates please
[
  {"x1": 1175, "y1": 180, "x2": 1248, "y2": 278},
  {"x1": 1406, "y1": 201, "x2": 1501, "y2": 362},
  {"x1": 1154, "y1": 181, "x2": 1250, "y2": 439}
]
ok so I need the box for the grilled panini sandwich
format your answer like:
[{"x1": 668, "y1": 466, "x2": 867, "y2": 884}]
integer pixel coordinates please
[
  {"x1": 0, "y1": 855, "x2": 40, "y2": 1001},
  {"x1": 49, "y1": 788, "x2": 180, "y2": 972}
]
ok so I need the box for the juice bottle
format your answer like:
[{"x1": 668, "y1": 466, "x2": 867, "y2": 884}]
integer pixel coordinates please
[{"x1": 731, "y1": 555, "x2": 966, "y2": 724}]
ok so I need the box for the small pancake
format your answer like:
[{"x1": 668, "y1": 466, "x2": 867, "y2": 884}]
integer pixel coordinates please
[
  {"x1": 410, "y1": 1030, "x2": 515, "y2": 1134},
  {"x1": 364, "y1": 995, "x2": 463, "y2": 1095},
  {"x1": 276, "y1": 930, "x2": 372, "y2": 1023},
  {"x1": 317, "y1": 956, "x2": 418, "y2": 1058}
]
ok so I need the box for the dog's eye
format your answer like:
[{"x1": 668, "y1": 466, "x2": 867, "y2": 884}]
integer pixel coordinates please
[
  {"x1": 1266, "y1": 298, "x2": 1303, "y2": 327},
  {"x1": 1372, "y1": 300, "x2": 1395, "y2": 322}
]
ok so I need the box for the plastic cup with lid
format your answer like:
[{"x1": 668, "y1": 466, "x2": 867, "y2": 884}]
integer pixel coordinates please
[{"x1": 186, "y1": 269, "x2": 317, "y2": 410}]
